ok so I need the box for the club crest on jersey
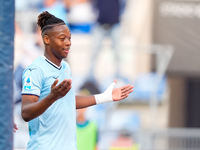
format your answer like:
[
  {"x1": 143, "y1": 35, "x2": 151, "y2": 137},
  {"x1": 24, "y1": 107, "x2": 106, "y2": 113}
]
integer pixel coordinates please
[{"x1": 24, "y1": 77, "x2": 32, "y2": 90}]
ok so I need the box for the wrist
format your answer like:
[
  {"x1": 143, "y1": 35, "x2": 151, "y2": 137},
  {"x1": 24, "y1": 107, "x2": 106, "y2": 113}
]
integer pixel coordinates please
[
  {"x1": 94, "y1": 93, "x2": 112, "y2": 104},
  {"x1": 94, "y1": 82, "x2": 116, "y2": 104},
  {"x1": 46, "y1": 94, "x2": 56, "y2": 104}
]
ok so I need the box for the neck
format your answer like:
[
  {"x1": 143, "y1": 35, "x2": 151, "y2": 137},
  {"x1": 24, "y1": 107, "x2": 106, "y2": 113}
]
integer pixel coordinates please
[{"x1": 44, "y1": 51, "x2": 62, "y2": 67}]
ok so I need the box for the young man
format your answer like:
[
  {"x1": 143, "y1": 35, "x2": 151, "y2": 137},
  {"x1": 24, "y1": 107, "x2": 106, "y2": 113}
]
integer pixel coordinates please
[{"x1": 21, "y1": 11, "x2": 133, "y2": 150}]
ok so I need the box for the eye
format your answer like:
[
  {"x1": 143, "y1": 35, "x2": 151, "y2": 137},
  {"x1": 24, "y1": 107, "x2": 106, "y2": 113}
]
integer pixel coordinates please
[{"x1": 60, "y1": 38, "x2": 65, "y2": 41}]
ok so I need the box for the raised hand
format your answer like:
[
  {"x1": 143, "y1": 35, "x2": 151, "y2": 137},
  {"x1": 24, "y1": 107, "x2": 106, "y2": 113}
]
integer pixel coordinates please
[
  {"x1": 48, "y1": 78, "x2": 72, "y2": 101},
  {"x1": 112, "y1": 79, "x2": 134, "y2": 101}
]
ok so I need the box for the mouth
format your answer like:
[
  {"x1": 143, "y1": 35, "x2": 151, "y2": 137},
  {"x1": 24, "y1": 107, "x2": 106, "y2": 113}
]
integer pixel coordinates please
[{"x1": 63, "y1": 48, "x2": 69, "y2": 54}]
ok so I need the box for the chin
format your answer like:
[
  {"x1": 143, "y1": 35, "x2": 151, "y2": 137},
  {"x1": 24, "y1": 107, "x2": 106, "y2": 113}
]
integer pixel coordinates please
[{"x1": 62, "y1": 54, "x2": 68, "y2": 58}]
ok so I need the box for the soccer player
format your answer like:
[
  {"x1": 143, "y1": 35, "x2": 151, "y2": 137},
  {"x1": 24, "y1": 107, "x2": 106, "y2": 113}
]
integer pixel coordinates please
[{"x1": 21, "y1": 11, "x2": 133, "y2": 150}]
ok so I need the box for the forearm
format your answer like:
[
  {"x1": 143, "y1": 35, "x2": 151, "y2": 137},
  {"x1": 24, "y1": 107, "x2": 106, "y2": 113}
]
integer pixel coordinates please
[
  {"x1": 21, "y1": 95, "x2": 54, "y2": 122},
  {"x1": 76, "y1": 81, "x2": 117, "y2": 109},
  {"x1": 76, "y1": 95, "x2": 96, "y2": 109}
]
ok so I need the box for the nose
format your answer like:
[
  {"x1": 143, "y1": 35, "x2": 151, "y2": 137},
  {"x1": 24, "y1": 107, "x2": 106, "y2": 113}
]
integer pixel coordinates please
[{"x1": 65, "y1": 38, "x2": 71, "y2": 46}]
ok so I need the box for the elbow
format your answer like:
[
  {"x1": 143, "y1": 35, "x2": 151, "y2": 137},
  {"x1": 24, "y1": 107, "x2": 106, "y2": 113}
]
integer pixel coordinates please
[{"x1": 21, "y1": 111, "x2": 31, "y2": 122}]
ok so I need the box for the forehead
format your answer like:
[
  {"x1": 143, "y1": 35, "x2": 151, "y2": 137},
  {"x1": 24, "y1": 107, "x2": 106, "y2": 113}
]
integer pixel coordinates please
[{"x1": 50, "y1": 25, "x2": 70, "y2": 36}]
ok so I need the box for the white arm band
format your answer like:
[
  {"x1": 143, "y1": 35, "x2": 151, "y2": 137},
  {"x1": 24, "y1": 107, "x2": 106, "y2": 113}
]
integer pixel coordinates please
[{"x1": 94, "y1": 82, "x2": 116, "y2": 104}]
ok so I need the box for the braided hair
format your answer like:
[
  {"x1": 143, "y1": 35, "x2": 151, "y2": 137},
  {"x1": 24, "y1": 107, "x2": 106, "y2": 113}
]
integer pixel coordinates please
[{"x1": 37, "y1": 11, "x2": 65, "y2": 35}]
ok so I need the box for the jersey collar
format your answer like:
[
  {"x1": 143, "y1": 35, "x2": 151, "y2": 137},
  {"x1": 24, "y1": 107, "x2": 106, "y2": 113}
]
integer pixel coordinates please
[{"x1": 42, "y1": 55, "x2": 62, "y2": 70}]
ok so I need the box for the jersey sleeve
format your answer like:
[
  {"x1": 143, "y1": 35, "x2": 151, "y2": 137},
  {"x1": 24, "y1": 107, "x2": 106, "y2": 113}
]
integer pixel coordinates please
[{"x1": 21, "y1": 65, "x2": 43, "y2": 97}]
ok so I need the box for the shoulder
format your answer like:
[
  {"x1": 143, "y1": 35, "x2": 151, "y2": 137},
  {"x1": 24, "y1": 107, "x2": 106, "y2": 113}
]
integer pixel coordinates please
[
  {"x1": 23, "y1": 57, "x2": 45, "y2": 76},
  {"x1": 32, "y1": 56, "x2": 46, "y2": 66}
]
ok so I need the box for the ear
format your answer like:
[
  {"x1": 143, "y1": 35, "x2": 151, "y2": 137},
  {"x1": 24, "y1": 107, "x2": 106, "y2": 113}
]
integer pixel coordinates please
[{"x1": 43, "y1": 35, "x2": 50, "y2": 45}]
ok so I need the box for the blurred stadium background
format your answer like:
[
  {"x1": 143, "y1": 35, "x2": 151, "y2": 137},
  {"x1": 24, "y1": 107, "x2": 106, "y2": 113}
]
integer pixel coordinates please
[{"x1": 1, "y1": 0, "x2": 200, "y2": 149}]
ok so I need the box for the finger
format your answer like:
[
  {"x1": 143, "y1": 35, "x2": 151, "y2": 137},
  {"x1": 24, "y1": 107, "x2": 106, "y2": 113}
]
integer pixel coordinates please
[
  {"x1": 121, "y1": 85, "x2": 133, "y2": 93},
  {"x1": 51, "y1": 78, "x2": 59, "y2": 88},
  {"x1": 122, "y1": 88, "x2": 133, "y2": 95},
  {"x1": 63, "y1": 84, "x2": 72, "y2": 94},
  {"x1": 61, "y1": 79, "x2": 72, "y2": 89},
  {"x1": 14, "y1": 125, "x2": 18, "y2": 130},
  {"x1": 58, "y1": 79, "x2": 72, "y2": 92},
  {"x1": 58, "y1": 85, "x2": 72, "y2": 96},
  {"x1": 121, "y1": 91, "x2": 131, "y2": 97},
  {"x1": 65, "y1": 79, "x2": 72, "y2": 85},
  {"x1": 57, "y1": 79, "x2": 68, "y2": 89},
  {"x1": 14, "y1": 123, "x2": 18, "y2": 130},
  {"x1": 113, "y1": 79, "x2": 117, "y2": 83},
  {"x1": 120, "y1": 87, "x2": 133, "y2": 97},
  {"x1": 61, "y1": 80, "x2": 72, "y2": 90},
  {"x1": 121, "y1": 94, "x2": 129, "y2": 99},
  {"x1": 120, "y1": 84, "x2": 132, "y2": 91}
]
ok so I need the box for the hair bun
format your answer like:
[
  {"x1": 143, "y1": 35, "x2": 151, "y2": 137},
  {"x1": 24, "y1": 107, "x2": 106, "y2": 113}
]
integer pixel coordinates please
[
  {"x1": 37, "y1": 11, "x2": 65, "y2": 33},
  {"x1": 37, "y1": 11, "x2": 53, "y2": 29}
]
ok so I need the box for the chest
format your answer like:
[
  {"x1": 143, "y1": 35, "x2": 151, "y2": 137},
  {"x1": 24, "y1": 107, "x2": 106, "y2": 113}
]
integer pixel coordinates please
[{"x1": 42, "y1": 68, "x2": 72, "y2": 93}]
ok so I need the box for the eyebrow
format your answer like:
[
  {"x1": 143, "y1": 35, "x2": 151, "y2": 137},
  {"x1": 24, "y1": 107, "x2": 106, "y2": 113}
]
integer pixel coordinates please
[
  {"x1": 57, "y1": 34, "x2": 65, "y2": 37},
  {"x1": 57, "y1": 34, "x2": 71, "y2": 38},
  {"x1": 57, "y1": 32, "x2": 71, "y2": 37}
]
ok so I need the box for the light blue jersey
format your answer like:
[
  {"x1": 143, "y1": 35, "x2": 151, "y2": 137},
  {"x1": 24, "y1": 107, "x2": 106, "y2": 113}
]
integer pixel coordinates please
[{"x1": 22, "y1": 56, "x2": 77, "y2": 150}]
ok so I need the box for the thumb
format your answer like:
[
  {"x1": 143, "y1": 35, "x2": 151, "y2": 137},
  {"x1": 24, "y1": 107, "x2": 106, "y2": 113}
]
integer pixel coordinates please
[
  {"x1": 51, "y1": 78, "x2": 59, "y2": 88},
  {"x1": 114, "y1": 79, "x2": 117, "y2": 83},
  {"x1": 104, "y1": 81, "x2": 116, "y2": 101}
]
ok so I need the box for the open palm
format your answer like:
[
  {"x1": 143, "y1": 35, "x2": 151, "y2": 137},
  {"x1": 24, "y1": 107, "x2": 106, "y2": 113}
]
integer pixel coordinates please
[{"x1": 112, "y1": 81, "x2": 134, "y2": 101}]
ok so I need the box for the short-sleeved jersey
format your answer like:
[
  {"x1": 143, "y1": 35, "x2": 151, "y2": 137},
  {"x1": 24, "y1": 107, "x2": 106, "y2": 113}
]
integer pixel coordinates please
[{"x1": 22, "y1": 56, "x2": 77, "y2": 150}]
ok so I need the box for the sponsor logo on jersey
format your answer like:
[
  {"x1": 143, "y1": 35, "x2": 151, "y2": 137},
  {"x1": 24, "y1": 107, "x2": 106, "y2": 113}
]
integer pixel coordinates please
[
  {"x1": 28, "y1": 68, "x2": 36, "y2": 71},
  {"x1": 53, "y1": 76, "x2": 58, "y2": 79},
  {"x1": 24, "y1": 77, "x2": 32, "y2": 90}
]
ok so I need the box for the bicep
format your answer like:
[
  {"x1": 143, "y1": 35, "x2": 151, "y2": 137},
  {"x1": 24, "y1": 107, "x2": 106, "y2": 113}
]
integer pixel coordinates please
[{"x1": 21, "y1": 95, "x2": 39, "y2": 108}]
